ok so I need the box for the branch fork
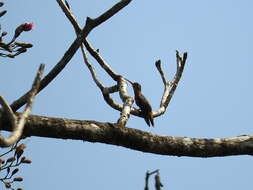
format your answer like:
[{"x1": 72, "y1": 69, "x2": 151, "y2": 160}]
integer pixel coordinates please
[{"x1": 56, "y1": 0, "x2": 187, "y2": 127}]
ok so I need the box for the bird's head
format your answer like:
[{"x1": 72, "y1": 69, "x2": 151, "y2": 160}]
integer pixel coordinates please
[
  {"x1": 125, "y1": 78, "x2": 142, "y2": 91},
  {"x1": 132, "y1": 82, "x2": 141, "y2": 91}
]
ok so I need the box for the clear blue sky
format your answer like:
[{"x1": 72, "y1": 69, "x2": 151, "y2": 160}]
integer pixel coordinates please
[{"x1": 1, "y1": 0, "x2": 252, "y2": 189}]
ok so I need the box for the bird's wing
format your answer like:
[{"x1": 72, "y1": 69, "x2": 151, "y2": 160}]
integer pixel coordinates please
[{"x1": 136, "y1": 94, "x2": 152, "y2": 113}]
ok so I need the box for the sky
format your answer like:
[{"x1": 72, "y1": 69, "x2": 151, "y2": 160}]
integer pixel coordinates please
[{"x1": 0, "y1": 0, "x2": 253, "y2": 189}]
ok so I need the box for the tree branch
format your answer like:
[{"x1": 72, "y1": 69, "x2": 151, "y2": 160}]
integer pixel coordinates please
[
  {"x1": 83, "y1": 40, "x2": 119, "y2": 81},
  {"x1": 0, "y1": 64, "x2": 44, "y2": 147},
  {"x1": 117, "y1": 76, "x2": 134, "y2": 126},
  {"x1": 144, "y1": 170, "x2": 162, "y2": 190},
  {"x1": 0, "y1": 114, "x2": 252, "y2": 157},
  {"x1": 153, "y1": 51, "x2": 187, "y2": 117},
  {"x1": 10, "y1": 0, "x2": 132, "y2": 112}
]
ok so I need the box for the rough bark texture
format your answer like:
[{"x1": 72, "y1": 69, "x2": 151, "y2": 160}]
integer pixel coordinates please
[{"x1": 1, "y1": 113, "x2": 252, "y2": 157}]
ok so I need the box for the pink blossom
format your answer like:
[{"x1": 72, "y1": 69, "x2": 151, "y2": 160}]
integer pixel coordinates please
[
  {"x1": 8, "y1": 22, "x2": 34, "y2": 45},
  {"x1": 22, "y1": 22, "x2": 34, "y2": 31}
]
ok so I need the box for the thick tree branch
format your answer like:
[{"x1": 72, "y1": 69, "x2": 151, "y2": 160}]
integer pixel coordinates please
[{"x1": 0, "y1": 114, "x2": 252, "y2": 157}]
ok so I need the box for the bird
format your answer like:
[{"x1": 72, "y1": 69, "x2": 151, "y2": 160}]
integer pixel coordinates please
[{"x1": 125, "y1": 78, "x2": 154, "y2": 127}]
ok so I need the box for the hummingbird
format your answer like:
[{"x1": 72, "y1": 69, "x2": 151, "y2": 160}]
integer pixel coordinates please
[{"x1": 125, "y1": 79, "x2": 154, "y2": 127}]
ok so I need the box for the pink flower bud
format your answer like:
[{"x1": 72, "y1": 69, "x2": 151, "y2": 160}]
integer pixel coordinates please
[
  {"x1": 8, "y1": 22, "x2": 34, "y2": 45},
  {"x1": 22, "y1": 22, "x2": 34, "y2": 31}
]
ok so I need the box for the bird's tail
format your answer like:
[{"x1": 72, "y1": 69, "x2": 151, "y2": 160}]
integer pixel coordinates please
[
  {"x1": 144, "y1": 116, "x2": 150, "y2": 126},
  {"x1": 143, "y1": 112, "x2": 154, "y2": 127},
  {"x1": 144, "y1": 112, "x2": 154, "y2": 127},
  {"x1": 149, "y1": 112, "x2": 154, "y2": 127}
]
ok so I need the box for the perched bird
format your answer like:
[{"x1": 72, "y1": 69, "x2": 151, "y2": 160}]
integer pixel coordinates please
[{"x1": 126, "y1": 79, "x2": 154, "y2": 127}]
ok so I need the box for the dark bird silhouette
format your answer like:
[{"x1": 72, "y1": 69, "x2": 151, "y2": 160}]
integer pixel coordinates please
[{"x1": 126, "y1": 79, "x2": 154, "y2": 127}]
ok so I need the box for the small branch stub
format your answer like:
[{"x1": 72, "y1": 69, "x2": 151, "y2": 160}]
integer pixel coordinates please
[{"x1": 144, "y1": 169, "x2": 163, "y2": 190}]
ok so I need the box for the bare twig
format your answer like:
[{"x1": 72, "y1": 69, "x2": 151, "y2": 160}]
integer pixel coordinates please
[
  {"x1": 57, "y1": 0, "x2": 119, "y2": 80},
  {"x1": 81, "y1": 46, "x2": 104, "y2": 90},
  {"x1": 10, "y1": 0, "x2": 132, "y2": 112},
  {"x1": 153, "y1": 51, "x2": 187, "y2": 117},
  {"x1": 155, "y1": 171, "x2": 163, "y2": 190},
  {"x1": 80, "y1": 46, "x2": 124, "y2": 112},
  {"x1": 144, "y1": 169, "x2": 162, "y2": 190},
  {"x1": 144, "y1": 171, "x2": 150, "y2": 190},
  {"x1": 80, "y1": 44, "x2": 127, "y2": 116},
  {"x1": 56, "y1": 0, "x2": 81, "y2": 34},
  {"x1": 57, "y1": 1, "x2": 107, "y2": 92},
  {"x1": 155, "y1": 60, "x2": 170, "y2": 114},
  {"x1": 0, "y1": 64, "x2": 44, "y2": 147},
  {"x1": 84, "y1": 0, "x2": 132, "y2": 33},
  {"x1": 83, "y1": 40, "x2": 133, "y2": 115},
  {"x1": 155, "y1": 60, "x2": 167, "y2": 85},
  {"x1": 83, "y1": 40, "x2": 119, "y2": 80}
]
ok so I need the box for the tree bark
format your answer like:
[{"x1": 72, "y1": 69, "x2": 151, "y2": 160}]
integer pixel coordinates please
[{"x1": 1, "y1": 113, "x2": 252, "y2": 157}]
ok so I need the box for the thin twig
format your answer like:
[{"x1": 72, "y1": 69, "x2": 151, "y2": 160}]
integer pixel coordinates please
[
  {"x1": 0, "y1": 64, "x2": 44, "y2": 147},
  {"x1": 81, "y1": 46, "x2": 123, "y2": 111},
  {"x1": 164, "y1": 51, "x2": 187, "y2": 107},
  {"x1": 155, "y1": 60, "x2": 170, "y2": 108},
  {"x1": 81, "y1": 46, "x2": 104, "y2": 90},
  {"x1": 57, "y1": 0, "x2": 119, "y2": 80},
  {"x1": 155, "y1": 60, "x2": 167, "y2": 85},
  {"x1": 56, "y1": 1, "x2": 106, "y2": 91},
  {"x1": 144, "y1": 171, "x2": 150, "y2": 190},
  {"x1": 153, "y1": 51, "x2": 187, "y2": 117},
  {"x1": 83, "y1": 40, "x2": 119, "y2": 80},
  {"x1": 57, "y1": 0, "x2": 80, "y2": 33},
  {"x1": 85, "y1": 0, "x2": 132, "y2": 31},
  {"x1": 155, "y1": 170, "x2": 163, "y2": 190},
  {"x1": 144, "y1": 169, "x2": 161, "y2": 190}
]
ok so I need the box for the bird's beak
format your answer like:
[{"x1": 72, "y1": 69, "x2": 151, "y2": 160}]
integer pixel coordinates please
[{"x1": 124, "y1": 78, "x2": 133, "y2": 85}]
